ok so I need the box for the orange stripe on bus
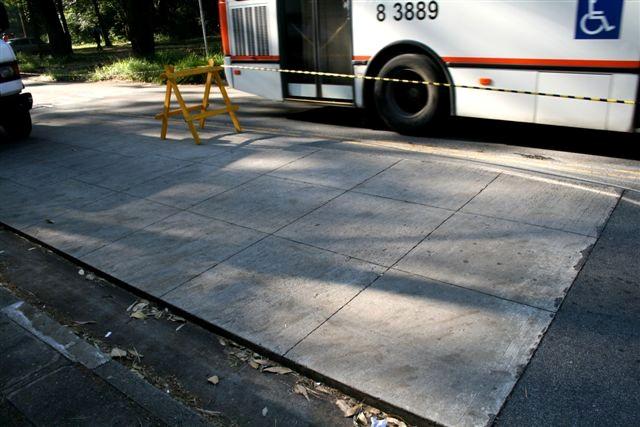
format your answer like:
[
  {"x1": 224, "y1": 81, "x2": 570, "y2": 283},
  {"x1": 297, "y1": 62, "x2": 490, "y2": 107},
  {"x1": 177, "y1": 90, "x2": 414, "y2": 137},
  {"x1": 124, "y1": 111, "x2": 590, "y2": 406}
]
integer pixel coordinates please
[
  {"x1": 230, "y1": 55, "x2": 280, "y2": 62},
  {"x1": 353, "y1": 56, "x2": 639, "y2": 68},
  {"x1": 443, "y1": 57, "x2": 640, "y2": 68}
]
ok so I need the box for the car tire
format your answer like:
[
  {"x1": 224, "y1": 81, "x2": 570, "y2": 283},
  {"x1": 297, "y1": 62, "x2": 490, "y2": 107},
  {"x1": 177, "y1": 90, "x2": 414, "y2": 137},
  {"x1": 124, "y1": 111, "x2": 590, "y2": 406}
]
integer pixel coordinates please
[
  {"x1": 374, "y1": 54, "x2": 447, "y2": 134},
  {"x1": 4, "y1": 109, "x2": 32, "y2": 140}
]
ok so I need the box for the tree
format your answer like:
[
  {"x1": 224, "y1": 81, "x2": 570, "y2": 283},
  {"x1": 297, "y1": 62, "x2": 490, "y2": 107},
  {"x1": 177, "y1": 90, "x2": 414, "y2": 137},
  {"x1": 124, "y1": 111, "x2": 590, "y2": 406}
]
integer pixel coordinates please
[
  {"x1": 125, "y1": 0, "x2": 154, "y2": 57},
  {"x1": 90, "y1": 0, "x2": 111, "y2": 46},
  {"x1": 33, "y1": 0, "x2": 72, "y2": 55}
]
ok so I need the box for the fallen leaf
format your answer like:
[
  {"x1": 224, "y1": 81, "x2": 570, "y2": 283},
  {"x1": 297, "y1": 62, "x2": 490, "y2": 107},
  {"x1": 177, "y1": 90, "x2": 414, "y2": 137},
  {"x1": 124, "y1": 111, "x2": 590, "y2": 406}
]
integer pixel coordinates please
[
  {"x1": 46, "y1": 219, "x2": 54, "y2": 224},
  {"x1": 131, "y1": 301, "x2": 149, "y2": 312},
  {"x1": 218, "y1": 338, "x2": 227, "y2": 347},
  {"x1": 110, "y1": 347, "x2": 127, "y2": 358},
  {"x1": 72, "y1": 320, "x2": 96, "y2": 325},
  {"x1": 249, "y1": 360, "x2": 260, "y2": 369},
  {"x1": 130, "y1": 311, "x2": 146, "y2": 320},
  {"x1": 250, "y1": 357, "x2": 269, "y2": 366},
  {"x1": 104, "y1": 331, "x2": 112, "y2": 338},
  {"x1": 262, "y1": 407, "x2": 268, "y2": 417},
  {"x1": 356, "y1": 411, "x2": 368, "y2": 425},
  {"x1": 169, "y1": 315, "x2": 186, "y2": 323},
  {"x1": 196, "y1": 408, "x2": 222, "y2": 417},
  {"x1": 263, "y1": 366, "x2": 293, "y2": 375},
  {"x1": 85, "y1": 273, "x2": 96, "y2": 280},
  {"x1": 207, "y1": 375, "x2": 219, "y2": 385},
  {"x1": 385, "y1": 417, "x2": 406, "y2": 427},
  {"x1": 175, "y1": 323, "x2": 185, "y2": 332},
  {"x1": 293, "y1": 384, "x2": 310, "y2": 401},
  {"x1": 314, "y1": 384, "x2": 334, "y2": 395},
  {"x1": 335, "y1": 399, "x2": 360, "y2": 418}
]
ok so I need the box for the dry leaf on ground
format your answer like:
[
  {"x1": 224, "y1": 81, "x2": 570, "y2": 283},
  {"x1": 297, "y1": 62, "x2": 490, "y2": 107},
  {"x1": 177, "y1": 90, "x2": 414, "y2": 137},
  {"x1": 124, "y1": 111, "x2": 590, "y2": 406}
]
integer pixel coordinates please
[
  {"x1": 293, "y1": 384, "x2": 310, "y2": 401},
  {"x1": 207, "y1": 375, "x2": 220, "y2": 385},
  {"x1": 335, "y1": 399, "x2": 360, "y2": 417},
  {"x1": 110, "y1": 347, "x2": 127, "y2": 358},
  {"x1": 263, "y1": 366, "x2": 293, "y2": 375},
  {"x1": 130, "y1": 311, "x2": 146, "y2": 320}
]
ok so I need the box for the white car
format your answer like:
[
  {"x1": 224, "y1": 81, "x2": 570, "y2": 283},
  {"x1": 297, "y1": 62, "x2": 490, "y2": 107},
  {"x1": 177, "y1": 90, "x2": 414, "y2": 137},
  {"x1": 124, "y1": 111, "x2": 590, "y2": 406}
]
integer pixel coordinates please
[{"x1": 0, "y1": 15, "x2": 32, "y2": 140}]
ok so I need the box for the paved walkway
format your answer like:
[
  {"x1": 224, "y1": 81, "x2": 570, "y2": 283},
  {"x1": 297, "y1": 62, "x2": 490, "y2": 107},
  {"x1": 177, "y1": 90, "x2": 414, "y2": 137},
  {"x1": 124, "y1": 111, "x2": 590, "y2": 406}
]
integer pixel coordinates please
[{"x1": 0, "y1": 82, "x2": 632, "y2": 426}]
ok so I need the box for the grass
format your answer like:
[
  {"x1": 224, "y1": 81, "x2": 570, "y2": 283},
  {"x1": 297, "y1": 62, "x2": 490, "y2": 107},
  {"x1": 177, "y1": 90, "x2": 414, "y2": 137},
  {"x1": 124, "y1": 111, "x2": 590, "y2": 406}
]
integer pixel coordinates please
[{"x1": 18, "y1": 38, "x2": 225, "y2": 84}]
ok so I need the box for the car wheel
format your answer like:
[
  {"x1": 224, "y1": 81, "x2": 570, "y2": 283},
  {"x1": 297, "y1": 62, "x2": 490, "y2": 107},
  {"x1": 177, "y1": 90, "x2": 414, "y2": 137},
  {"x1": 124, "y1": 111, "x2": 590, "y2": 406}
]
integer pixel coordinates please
[
  {"x1": 5, "y1": 109, "x2": 32, "y2": 140},
  {"x1": 374, "y1": 54, "x2": 447, "y2": 134}
]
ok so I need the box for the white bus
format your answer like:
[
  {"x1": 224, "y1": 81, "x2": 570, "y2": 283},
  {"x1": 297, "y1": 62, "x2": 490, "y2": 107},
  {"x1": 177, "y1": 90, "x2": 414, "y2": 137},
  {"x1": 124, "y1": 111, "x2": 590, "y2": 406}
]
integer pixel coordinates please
[{"x1": 218, "y1": 0, "x2": 640, "y2": 133}]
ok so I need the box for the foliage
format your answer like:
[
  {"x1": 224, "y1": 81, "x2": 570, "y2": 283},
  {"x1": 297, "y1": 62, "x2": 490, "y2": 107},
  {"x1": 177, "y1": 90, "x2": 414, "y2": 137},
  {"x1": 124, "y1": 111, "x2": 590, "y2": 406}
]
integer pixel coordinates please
[{"x1": 18, "y1": 40, "x2": 224, "y2": 83}]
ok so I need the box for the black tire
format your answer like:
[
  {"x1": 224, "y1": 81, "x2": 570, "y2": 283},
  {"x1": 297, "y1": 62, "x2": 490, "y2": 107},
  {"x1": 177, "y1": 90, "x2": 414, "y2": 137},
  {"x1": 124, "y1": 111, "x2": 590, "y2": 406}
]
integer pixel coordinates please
[
  {"x1": 5, "y1": 109, "x2": 32, "y2": 140},
  {"x1": 374, "y1": 54, "x2": 447, "y2": 134}
]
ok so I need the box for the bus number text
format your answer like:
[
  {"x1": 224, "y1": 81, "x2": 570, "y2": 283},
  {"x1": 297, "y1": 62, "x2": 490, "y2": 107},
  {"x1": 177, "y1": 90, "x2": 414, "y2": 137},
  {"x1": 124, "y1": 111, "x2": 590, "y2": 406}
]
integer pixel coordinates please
[{"x1": 376, "y1": 2, "x2": 439, "y2": 22}]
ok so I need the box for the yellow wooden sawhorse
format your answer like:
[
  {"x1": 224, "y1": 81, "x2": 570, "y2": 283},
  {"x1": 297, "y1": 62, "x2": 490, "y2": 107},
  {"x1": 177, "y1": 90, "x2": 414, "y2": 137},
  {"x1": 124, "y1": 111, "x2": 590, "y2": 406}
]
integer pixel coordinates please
[{"x1": 155, "y1": 59, "x2": 241, "y2": 145}]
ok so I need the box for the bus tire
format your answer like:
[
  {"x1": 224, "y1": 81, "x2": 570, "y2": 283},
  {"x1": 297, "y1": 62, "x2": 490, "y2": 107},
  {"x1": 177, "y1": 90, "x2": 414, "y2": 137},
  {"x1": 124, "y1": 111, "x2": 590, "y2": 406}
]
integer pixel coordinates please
[{"x1": 374, "y1": 54, "x2": 445, "y2": 134}]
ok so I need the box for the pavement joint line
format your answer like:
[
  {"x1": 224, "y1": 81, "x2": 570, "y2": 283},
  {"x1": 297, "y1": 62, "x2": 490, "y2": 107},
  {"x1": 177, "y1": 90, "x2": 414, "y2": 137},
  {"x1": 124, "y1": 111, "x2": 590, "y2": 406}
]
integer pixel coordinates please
[
  {"x1": 457, "y1": 210, "x2": 601, "y2": 239},
  {"x1": 154, "y1": 148, "x2": 329, "y2": 298},
  {"x1": 234, "y1": 123, "x2": 640, "y2": 192},
  {"x1": 282, "y1": 185, "x2": 458, "y2": 355},
  {"x1": 390, "y1": 266, "x2": 557, "y2": 314}
]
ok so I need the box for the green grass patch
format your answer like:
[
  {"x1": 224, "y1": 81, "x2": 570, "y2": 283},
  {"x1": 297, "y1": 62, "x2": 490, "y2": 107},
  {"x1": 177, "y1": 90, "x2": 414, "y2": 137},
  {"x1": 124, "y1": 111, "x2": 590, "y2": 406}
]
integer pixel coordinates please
[{"x1": 17, "y1": 39, "x2": 225, "y2": 84}]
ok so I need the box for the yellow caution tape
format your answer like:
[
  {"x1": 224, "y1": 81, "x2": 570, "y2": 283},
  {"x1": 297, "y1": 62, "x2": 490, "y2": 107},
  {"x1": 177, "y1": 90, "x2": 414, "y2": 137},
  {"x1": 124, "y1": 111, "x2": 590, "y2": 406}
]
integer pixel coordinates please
[{"x1": 222, "y1": 64, "x2": 637, "y2": 105}]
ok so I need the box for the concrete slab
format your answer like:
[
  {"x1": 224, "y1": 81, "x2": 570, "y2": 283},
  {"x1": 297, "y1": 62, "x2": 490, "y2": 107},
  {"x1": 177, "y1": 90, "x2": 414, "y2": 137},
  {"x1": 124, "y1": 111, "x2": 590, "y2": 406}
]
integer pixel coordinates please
[
  {"x1": 164, "y1": 236, "x2": 383, "y2": 354},
  {"x1": 287, "y1": 270, "x2": 551, "y2": 427},
  {"x1": 277, "y1": 191, "x2": 451, "y2": 266},
  {"x1": 190, "y1": 175, "x2": 342, "y2": 233},
  {"x1": 126, "y1": 163, "x2": 259, "y2": 209},
  {"x1": 83, "y1": 211, "x2": 265, "y2": 296},
  {"x1": 0, "y1": 178, "x2": 115, "y2": 229},
  {"x1": 354, "y1": 159, "x2": 500, "y2": 210},
  {"x1": 0, "y1": 162, "x2": 79, "y2": 188},
  {"x1": 25, "y1": 193, "x2": 178, "y2": 257},
  {"x1": 201, "y1": 146, "x2": 312, "y2": 173},
  {"x1": 396, "y1": 213, "x2": 595, "y2": 311},
  {"x1": 462, "y1": 173, "x2": 620, "y2": 237},
  {"x1": 41, "y1": 147, "x2": 128, "y2": 174},
  {"x1": 271, "y1": 149, "x2": 398, "y2": 189},
  {"x1": 76, "y1": 154, "x2": 191, "y2": 192}
]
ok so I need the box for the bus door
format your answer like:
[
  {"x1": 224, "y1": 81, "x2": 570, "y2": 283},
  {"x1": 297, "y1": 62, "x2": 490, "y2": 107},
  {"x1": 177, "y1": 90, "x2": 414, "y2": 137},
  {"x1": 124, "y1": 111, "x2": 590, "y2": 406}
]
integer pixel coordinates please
[{"x1": 279, "y1": 0, "x2": 354, "y2": 103}]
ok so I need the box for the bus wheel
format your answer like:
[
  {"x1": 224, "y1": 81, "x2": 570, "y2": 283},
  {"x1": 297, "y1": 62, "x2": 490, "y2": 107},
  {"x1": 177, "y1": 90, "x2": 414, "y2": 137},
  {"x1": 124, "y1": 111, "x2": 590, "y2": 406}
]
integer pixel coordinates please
[{"x1": 374, "y1": 54, "x2": 445, "y2": 134}]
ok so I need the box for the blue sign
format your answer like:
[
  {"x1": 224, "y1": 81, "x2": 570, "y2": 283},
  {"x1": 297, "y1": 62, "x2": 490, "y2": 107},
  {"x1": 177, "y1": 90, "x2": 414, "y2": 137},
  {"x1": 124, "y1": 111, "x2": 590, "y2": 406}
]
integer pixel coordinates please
[{"x1": 575, "y1": 0, "x2": 624, "y2": 39}]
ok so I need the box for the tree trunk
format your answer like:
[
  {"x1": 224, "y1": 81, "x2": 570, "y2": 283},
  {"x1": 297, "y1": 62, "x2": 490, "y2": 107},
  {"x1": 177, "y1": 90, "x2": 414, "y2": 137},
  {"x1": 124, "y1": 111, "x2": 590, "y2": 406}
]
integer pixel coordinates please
[
  {"x1": 24, "y1": 0, "x2": 44, "y2": 39},
  {"x1": 33, "y1": 0, "x2": 72, "y2": 55},
  {"x1": 54, "y1": 0, "x2": 73, "y2": 51},
  {"x1": 90, "y1": 0, "x2": 112, "y2": 47},
  {"x1": 125, "y1": 0, "x2": 154, "y2": 57}
]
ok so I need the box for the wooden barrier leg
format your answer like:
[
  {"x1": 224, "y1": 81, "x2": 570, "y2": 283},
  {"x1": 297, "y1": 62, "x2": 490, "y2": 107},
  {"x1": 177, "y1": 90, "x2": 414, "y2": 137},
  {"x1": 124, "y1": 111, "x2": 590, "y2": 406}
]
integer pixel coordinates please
[
  {"x1": 169, "y1": 79, "x2": 202, "y2": 145},
  {"x1": 160, "y1": 79, "x2": 172, "y2": 140},
  {"x1": 200, "y1": 68, "x2": 213, "y2": 129},
  {"x1": 213, "y1": 71, "x2": 242, "y2": 133}
]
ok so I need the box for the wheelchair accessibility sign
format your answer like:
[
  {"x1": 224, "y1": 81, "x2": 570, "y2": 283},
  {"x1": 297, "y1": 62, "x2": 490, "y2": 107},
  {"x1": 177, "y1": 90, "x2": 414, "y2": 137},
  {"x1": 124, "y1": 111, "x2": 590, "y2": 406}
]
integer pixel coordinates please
[{"x1": 576, "y1": 0, "x2": 624, "y2": 39}]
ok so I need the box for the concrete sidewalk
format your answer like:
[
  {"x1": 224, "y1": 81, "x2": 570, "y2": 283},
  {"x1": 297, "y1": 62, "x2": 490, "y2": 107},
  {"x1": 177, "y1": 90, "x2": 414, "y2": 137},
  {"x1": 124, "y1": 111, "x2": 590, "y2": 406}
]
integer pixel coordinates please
[{"x1": 0, "y1": 81, "x2": 633, "y2": 426}]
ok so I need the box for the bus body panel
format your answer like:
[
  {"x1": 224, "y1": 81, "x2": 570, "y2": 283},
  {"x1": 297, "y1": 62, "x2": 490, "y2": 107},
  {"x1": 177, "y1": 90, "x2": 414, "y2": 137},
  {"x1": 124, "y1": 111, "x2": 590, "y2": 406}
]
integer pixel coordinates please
[{"x1": 222, "y1": 0, "x2": 640, "y2": 132}]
